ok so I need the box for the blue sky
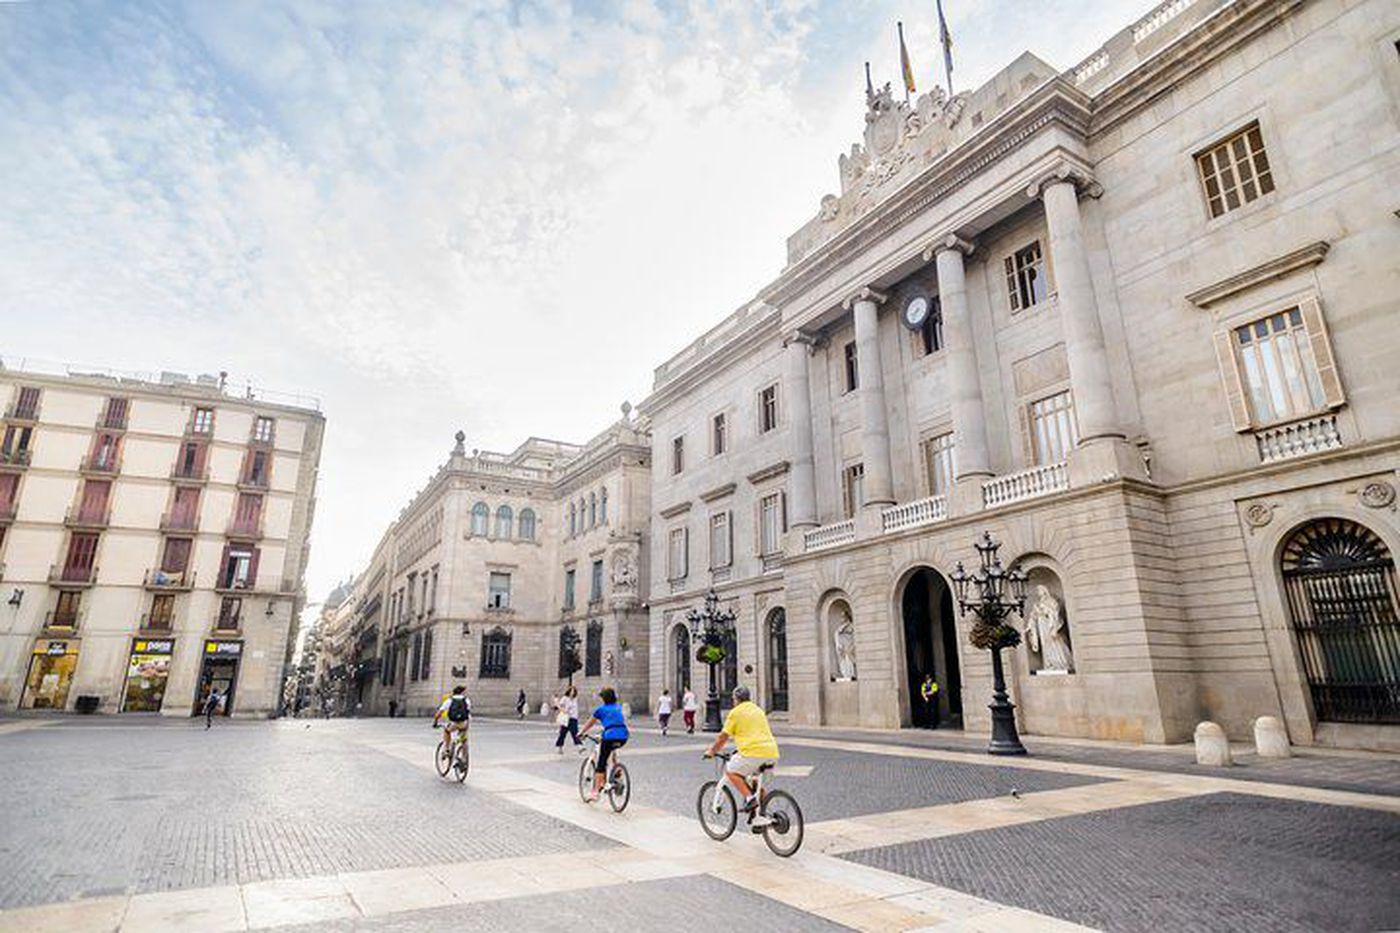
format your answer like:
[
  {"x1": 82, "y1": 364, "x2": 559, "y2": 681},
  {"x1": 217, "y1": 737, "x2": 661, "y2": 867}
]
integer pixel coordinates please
[{"x1": 0, "y1": 0, "x2": 1151, "y2": 603}]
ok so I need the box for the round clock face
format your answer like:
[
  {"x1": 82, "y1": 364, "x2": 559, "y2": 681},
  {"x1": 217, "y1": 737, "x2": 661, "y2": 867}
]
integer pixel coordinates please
[{"x1": 903, "y1": 295, "x2": 930, "y2": 330}]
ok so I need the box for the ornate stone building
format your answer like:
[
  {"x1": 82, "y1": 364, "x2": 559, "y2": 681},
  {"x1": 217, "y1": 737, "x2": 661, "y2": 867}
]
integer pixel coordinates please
[
  {"x1": 642, "y1": 0, "x2": 1400, "y2": 749},
  {"x1": 338, "y1": 413, "x2": 651, "y2": 717}
]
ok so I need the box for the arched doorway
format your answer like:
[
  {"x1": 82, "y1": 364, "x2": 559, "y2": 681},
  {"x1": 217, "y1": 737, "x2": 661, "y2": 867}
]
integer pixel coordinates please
[
  {"x1": 901, "y1": 567, "x2": 962, "y2": 728},
  {"x1": 766, "y1": 609, "x2": 789, "y2": 712},
  {"x1": 1281, "y1": 518, "x2": 1400, "y2": 723},
  {"x1": 720, "y1": 623, "x2": 738, "y2": 712},
  {"x1": 672, "y1": 624, "x2": 691, "y2": 693}
]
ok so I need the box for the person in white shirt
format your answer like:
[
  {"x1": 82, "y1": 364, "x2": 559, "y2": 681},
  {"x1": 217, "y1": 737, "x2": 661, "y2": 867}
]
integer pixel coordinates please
[
  {"x1": 554, "y1": 684, "x2": 582, "y2": 754},
  {"x1": 682, "y1": 687, "x2": 699, "y2": 734},
  {"x1": 656, "y1": 689, "x2": 674, "y2": 736}
]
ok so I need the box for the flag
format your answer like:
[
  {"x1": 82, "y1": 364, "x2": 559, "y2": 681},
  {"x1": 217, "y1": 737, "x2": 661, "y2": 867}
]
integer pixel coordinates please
[
  {"x1": 864, "y1": 61, "x2": 874, "y2": 102},
  {"x1": 898, "y1": 22, "x2": 916, "y2": 98},
  {"x1": 937, "y1": 0, "x2": 954, "y2": 94}
]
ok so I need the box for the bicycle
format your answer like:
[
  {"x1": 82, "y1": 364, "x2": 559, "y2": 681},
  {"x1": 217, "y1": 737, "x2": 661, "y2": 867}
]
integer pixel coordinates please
[
  {"x1": 434, "y1": 725, "x2": 470, "y2": 782},
  {"x1": 696, "y1": 750, "x2": 804, "y2": 857},
  {"x1": 577, "y1": 733, "x2": 630, "y2": 812}
]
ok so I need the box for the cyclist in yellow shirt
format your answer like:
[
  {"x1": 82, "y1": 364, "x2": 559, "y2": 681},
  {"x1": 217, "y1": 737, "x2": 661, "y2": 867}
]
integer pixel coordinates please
[{"x1": 703, "y1": 686, "x2": 779, "y2": 820}]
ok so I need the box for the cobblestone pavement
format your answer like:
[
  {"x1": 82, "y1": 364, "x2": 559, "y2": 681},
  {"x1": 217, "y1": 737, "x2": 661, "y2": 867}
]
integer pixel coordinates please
[{"x1": 1, "y1": 715, "x2": 1397, "y2": 932}]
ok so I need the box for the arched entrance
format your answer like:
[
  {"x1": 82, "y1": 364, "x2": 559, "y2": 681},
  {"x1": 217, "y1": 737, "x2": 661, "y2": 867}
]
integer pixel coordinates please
[
  {"x1": 901, "y1": 567, "x2": 962, "y2": 728},
  {"x1": 672, "y1": 624, "x2": 691, "y2": 693},
  {"x1": 766, "y1": 608, "x2": 789, "y2": 712},
  {"x1": 1281, "y1": 518, "x2": 1400, "y2": 723}
]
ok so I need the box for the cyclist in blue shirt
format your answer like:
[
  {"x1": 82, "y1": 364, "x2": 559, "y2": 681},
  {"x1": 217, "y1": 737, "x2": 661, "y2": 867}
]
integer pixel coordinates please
[{"x1": 578, "y1": 686, "x2": 628, "y2": 803}]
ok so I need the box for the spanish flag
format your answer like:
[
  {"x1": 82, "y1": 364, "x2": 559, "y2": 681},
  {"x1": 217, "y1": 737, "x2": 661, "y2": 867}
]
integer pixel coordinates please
[{"x1": 898, "y1": 21, "x2": 916, "y2": 97}]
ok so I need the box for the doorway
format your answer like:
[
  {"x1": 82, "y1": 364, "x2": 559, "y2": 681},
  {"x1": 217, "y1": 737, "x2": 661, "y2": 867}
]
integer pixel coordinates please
[
  {"x1": 195, "y1": 641, "x2": 242, "y2": 715},
  {"x1": 902, "y1": 567, "x2": 962, "y2": 728},
  {"x1": 767, "y1": 608, "x2": 789, "y2": 712},
  {"x1": 672, "y1": 624, "x2": 691, "y2": 693},
  {"x1": 22, "y1": 640, "x2": 79, "y2": 709}
]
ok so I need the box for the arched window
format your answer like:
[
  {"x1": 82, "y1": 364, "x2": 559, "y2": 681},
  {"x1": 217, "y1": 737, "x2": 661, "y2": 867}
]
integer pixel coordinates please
[
  {"x1": 569, "y1": 504, "x2": 577, "y2": 537},
  {"x1": 600, "y1": 487, "x2": 608, "y2": 524},
  {"x1": 518, "y1": 508, "x2": 536, "y2": 541},
  {"x1": 480, "y1": 627, "x2": 512, "y2": 678},
  {"x1": 558, "y1": 625, "x2": 581, "y2": 680},
  {"x1": 495, "y1": 504, "x2": 513, "y2": 539},
  {"x1": 589, "y1": 492, "x2": 597, "y2": 528},
  {"x1": 585, "y1": 620, "x2": 604, "y2": 676},
  {"x1": 470, "y1": 502, "x2": 489, "y2": 537}
]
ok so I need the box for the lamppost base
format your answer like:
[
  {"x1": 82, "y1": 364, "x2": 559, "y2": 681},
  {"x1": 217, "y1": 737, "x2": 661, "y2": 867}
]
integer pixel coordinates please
[
  {"x1": 987, "y1": 702, "x2": 1027, "y2": 756},
  {"x1": 703, "y1": 695, "x2": 722, "y2": 733}
]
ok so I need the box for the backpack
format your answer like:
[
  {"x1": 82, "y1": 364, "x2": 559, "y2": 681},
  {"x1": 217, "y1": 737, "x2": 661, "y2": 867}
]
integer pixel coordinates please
[{"x1": 447, "y1": 695, "x2": 470, "y2": 723}]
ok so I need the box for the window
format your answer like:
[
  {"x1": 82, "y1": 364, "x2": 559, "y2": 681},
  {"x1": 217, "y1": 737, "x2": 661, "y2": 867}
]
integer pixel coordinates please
[
  {"x1": 101, "y1": 397, "x2": 129, "y2": 430},
  {"x1": 232, "y1": 493, "x2": 262, "y2": 535},
  {"x1": 89, "y1": 433, "x2": 120, "y2": 471},
  {"x1": 471, "y1": 502, "x2": 489, "y2": 536},
  {"x1": 1004, "y1": 240, "x2": 1048, "y2": 311},
  {"x1": 176, "y1": 441, "x2": 206, "y2": 479},
  {"x1": 52, "y1": 590, "x2": 82, "y2": 627},
  {"x1": 191, "y1": 407, "x2": 214, "y2": 435},
  {"x1": 420, "y1": 629, "x2": 433, "y2": 680},
  {"x1": 563, "y1": 568, "x2": 576, "y2": 610},
  {"x1": 217, "y1": 597, "x2": 241, "y2": 631},
  {"x1": 589, "y1": 492, "x2": 597, "y2": 527},
  {"x1": 410, "y1": 633, "x2": 422, "y2": 682},
  {"x1": 922, "y1": 432, "x2": 955, "y2": 497},
  {"x1": 147, "y1": 594, "x2": 175, "y2": 631},
  {"x1": 1196, "y1": 123, "x2": 1274, "y2": 219},
  {"x1": 759, "y1": 385, "x2": 779, "y2": 433},
  {"x1": 672, "y1": 436, "x2": 685, "y2": 475},
  {"x1": 668, "y1": 527, "x2": 689, "y2": 581},
  {"x1": 12, "y1": 386, "x2": 40, "y2": 420},
  {"x1": 242, "y1": 449, "x2": 269, "y2": 486},
  {"x1": 585, "y1": 621, "x2": 603, "y2": 677},
  {"x1": 168, "y1": 487, "x2": 199, "y2": 529},
  {"x1": 844, "y1": 341, "x2": 859, "y2": 392},
  {"x1": 599, "y1": 487, "x2": 608, "y2": 524},
  {"x1": 406, "y1": 573, "x2": 416, "y2": 616},
  {"x1": 252, "y1": 416, "x2": 275, "y2": 444},
  {"x1": 518, "y1": 508, "x2": 536, "y2": 541},
  {"x1": 842, "y1": 463, "x2": 865, "y2": 519},
  {"x1": 77, "y1": 479, "x2": 110, "y2": 523},
  {"x1": 495, "y1": 504, "x2": 513, "y2": 539},
  {"x1": 161, "y1": 537, "x2": 192, "y2": 574},
  {"x1": 712, "y1": 413, "x2": 727, "y2": 455},
  {"x1": 487, "y1": 572, "x2": 511, "y2": 610},
  {"x1": 1232, "y1": 307, "x2": 1329, "y2": 425},
  {"x1": 2, "y1": 424, "x2": 33, "y2": 459},
  {"x1": 710, "y1": 511, "x2": 732, "y2": 569},
  {"x1": 480, "y1": 627, "x2": 512, "y2": 678},
  {"x1": 429, "y1": 567, "x2": 439, "y2": 613},
  {"x1": 0, "y1": 473, "x2": 18, "y2": 512},
  {"x1": 559, "y1": 626, "x2": 581, "y2": 678},
  {"x1": 921, "y1": 298, "x2": 944, "y2": 355},
  {"x1": 590, "y1": 559, "x2": 604, "y2": 603},
  {"x1": 220, "y1": 545, "x2": 258, "y2": 590},
  {"x1": 1028, "y1": 390, "x2": 1078, "y2": 464},
  {"x1": 759, "y1": 493, "x2": 786, "y2": 556},
  {"x1": 569, "y1": 503, "x2": 577, "y2": 537},
  {"x1": 62, "y1": 532, "x2": 98, "y2": 582}
]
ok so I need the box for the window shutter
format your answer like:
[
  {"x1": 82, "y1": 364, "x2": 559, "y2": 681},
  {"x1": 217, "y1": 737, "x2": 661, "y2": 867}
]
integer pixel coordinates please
[
  {"x1": 683, "y1": 527, "x2": 689, "y2": 578},
  {"x1": 779, "y1": 492, "x2": 788, "y2": 534},
  {"x1": 1004, "y1": 256, "x2": 1020, "y2": 311},
  {"x1": 247, "y1": 548, "x2": 261, "y2": 590},
  {"x1": 1297, "y1": 297, "x2": 1345, "y2": 408},
  {"x1": 1212, "y1": 330, "x2": 1252, "y2": 433},
  {"x1": 1016, "y1": 404, "x2": 1036, "y2": 467},
  {"x1": 217, "y1": 543, "x2": 232, "y2": 580}
]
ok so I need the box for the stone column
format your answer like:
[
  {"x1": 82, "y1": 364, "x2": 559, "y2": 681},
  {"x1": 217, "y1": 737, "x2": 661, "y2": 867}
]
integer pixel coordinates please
[
  {"x1": 930, "y1": 236, "x2": 992, "y2": 486},
  {"x1": 784, "y1": 335, "x2": 818, "y2": 530},
  {"x1": 845, "y1": 287, "x2": 895, "y2": 510}
]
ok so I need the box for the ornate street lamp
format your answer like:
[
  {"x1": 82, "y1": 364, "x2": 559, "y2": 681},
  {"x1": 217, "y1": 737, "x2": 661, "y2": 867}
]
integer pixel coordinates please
[
  {"x1": 950, "y1": 531, "x2": 1030, "y2": 756},
  {"x1": 560, "y1": 626, "x2": 582, "y2": 686},
  {"x1": 686, "y1": 588, "x2": 736, "y2": 733}
]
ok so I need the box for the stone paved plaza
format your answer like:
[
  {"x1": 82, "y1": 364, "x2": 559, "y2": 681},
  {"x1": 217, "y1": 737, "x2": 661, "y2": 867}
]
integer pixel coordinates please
[{"x1": 0, "y1": 716, "x2": 1397, "y2": 932}]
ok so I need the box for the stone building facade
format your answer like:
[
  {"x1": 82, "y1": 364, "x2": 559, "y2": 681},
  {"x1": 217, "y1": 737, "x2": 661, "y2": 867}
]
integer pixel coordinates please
[
  {"x1": 0, "y1": 365, "x2": 324, "y2": 717},
  {"x1": 642, "y1": 0, "x2": 1400, "y2": 750},
  {"x1": 333, "y1": 414, "x2": 651, "y2": 717}
]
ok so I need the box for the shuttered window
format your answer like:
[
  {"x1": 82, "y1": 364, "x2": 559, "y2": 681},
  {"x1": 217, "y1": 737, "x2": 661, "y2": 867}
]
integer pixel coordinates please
[
  {"x1": 1215, "y1": 298, "x2": 1344, "y2": 432},
  {"x1": 1196, "y1": 123, "x2": 1275, "y2": 219}
]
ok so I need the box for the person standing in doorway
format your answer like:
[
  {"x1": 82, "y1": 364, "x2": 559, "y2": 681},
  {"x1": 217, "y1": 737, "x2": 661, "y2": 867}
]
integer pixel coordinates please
[
  {"x1": 920, "y1": 674, "x2": 940, "y2": 729},
  {"x1": 554, "y1": 685, "x2": 581, "y2": 753},
  {"x1": 657, "y1": 689, "x2": 673, "y2": 736},
  {"x1": 515, "y1": 689, "x2": 528, "y2": 720},
  {"x1": 203, "y1": 688, "x2": 222, "y2": 729},
  {"x1": 682, "y1": 686, "x2": 698, "y2": 734}
]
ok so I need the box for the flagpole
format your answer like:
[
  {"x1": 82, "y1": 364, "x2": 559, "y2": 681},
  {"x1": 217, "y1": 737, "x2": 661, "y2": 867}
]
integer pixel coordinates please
[
  {"x1": 897, "y1": 21, "x2": 910, "y2": 104},
  {"x1": 938, "y1": 0, "x2": 954, "y2": 97}
]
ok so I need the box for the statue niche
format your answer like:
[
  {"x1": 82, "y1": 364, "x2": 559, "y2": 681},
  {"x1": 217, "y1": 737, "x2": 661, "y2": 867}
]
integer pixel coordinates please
[
  {"x1": 828, "y1": 599, "x2": 857, "y2": 681},
  {"x1": 1021, "y1": 568, "x2": 1074, "y2": 674}
]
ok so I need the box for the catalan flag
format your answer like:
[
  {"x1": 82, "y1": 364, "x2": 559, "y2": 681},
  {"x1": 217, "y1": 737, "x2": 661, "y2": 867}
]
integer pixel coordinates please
[{"x1": 898, "y1": 22, "x2": 916, "y2": 99}]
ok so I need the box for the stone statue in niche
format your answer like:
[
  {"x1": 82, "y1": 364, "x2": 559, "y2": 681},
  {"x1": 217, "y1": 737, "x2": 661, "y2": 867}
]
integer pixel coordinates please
[
  {"x1": 833, "y1": 608, "x2": 857, "y2": 680},
  {"x1": 610, "y1": 549, "x2": 637, "y2": 591},
  {"x1": 1024, "y1": 584, "x2": 1074, "y2": 673}
]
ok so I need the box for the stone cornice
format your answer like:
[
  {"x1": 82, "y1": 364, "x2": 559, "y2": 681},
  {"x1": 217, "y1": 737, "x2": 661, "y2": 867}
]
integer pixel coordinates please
[
  {"x1": 699, "y1": 482, "x2": 737, "y2": 503},
  {"x1": 658, "y1": 500, "x2": 693, "y2": 520},
  {"x1": 746, "y1": 460, "x2": 791, "y2": 485},
  {"x1": 1185, "y1": 241, "x2": 1330, "y2": 309},
  {"x1": 640, "y1": 304, "x2": 782, "y2": 415}
]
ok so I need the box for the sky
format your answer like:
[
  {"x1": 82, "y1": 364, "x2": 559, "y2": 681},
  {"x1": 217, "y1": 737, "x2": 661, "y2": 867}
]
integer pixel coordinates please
[{"x1": 0, "y1": 0, "x2": 1152, "y2": 607}]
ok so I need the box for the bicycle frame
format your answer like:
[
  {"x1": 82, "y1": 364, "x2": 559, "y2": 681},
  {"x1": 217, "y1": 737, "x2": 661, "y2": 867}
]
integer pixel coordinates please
[{"x1": 709, "y1": 752, "x2": 765, "y2": 811}]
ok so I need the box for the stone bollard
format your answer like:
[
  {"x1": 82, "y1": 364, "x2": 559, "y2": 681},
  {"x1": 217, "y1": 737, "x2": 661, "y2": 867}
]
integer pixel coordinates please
[
  {"x1": 1194, "y1": 721, "x2": 1232, "y2": 767},
  {"x1": 1253, "y1": 716, "x2": 1292, "y2": 758}
]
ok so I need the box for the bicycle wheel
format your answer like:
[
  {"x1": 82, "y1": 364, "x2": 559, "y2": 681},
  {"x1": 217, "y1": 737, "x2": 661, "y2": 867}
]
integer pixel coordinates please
[
  {"x1": 454, "y1": 741, "x2": 470, "y2": 782},
  {"x1": 434, "y1": 740, "x2": 452, "y2": 778},
  {"x1": 578, "y1": 754, "x2": 595, "y2": 802},
  {"x1": 696, "y1": 780, "x2": 737, "y2": 841},
  {"x1": 760, "y1": 789, "x2": 804, "y2": 857},
  {"x1": 607, "y1": 762, "x2": 630, "y2": 812}
]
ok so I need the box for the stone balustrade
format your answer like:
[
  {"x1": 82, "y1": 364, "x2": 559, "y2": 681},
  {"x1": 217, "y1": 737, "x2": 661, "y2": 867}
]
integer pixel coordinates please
[
  {"x1": 803, "y1": 519, "x2": 855, "y2": 553},
  {"x1": 1254, "y1": 413, "x2": 1342, "y2": 464},
  {"x1": 982, "y1": 462, "x2": 1069, "y2": 509},
  {"x1": 881, "y1": 495, "x2": 948, "y2": 534}
]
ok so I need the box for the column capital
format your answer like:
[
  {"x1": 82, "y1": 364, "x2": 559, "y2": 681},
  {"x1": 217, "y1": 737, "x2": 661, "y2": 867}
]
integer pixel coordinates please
[
  {"x1": 781, "y1": 330, "x2": 826, "y2": 353},
  {"x1": 1026, "y1": 164, "x2": 1103, "y2": 201},
  {"x1": 922, "y1": 234, "x2": 976, "y2": 262},
  {"x1": 841, "y1": 286, "x2": 889, "y2": 310}
]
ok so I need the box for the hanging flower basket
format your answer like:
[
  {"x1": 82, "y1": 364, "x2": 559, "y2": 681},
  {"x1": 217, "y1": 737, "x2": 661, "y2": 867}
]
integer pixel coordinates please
[
  {"x1": 969, "y1": 619, "x2": 1021, "y2": 652},
  {"x1": 696, "y1": 643, "x2": 726, "y2": 666}
]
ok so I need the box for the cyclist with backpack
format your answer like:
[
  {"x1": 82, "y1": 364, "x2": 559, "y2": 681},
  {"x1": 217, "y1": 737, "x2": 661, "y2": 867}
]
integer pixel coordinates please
[{"x1": 433, "y1": 685, "x2": 472, "y2": 757}]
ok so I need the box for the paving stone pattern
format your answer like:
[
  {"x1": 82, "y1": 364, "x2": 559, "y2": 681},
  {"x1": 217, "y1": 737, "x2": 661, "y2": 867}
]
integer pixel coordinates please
[
  {"x1": 279, "y1": 874, "x2": 844, "y2": 933},
  {"x1": 842, "y1": 792, "x2": 1400, "y2": 933},
  {"x1": 0, "y1": 722, "x2": 612, "y2": 909}
]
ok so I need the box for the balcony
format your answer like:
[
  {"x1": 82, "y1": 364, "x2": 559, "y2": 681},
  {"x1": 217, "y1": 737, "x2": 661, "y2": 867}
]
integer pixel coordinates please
[
  {"x1": 0, "y1": 448, "x2": 32, "y2": 471},
  {"x1": 139, "y1": 612, "x2": 175, "y2": 633},
  {"x1": 48, "y1": 563, "x2": 98, "y2": 587},
  {"x1": 3, "y1": 401, "x2": 38, "y2": 422},
  {"x1": 79, "y1": 453, "x2": 122, "y2": 476},
  {"x1": 226, "y1": 518, "x2": 264, "y2": 541},
  {"x1": 64, "y1": 506, "x2": 112, "y2": 530},
  {"x1": 1255, "y1": 413, "x2": 1343, "y2": 464},
  {"x1": 982, "y1": 462, "x2": 1068, "y2": 509},
  {"x1": 43, "y1": 610, "x2": 84, "y2": 631},
  {"x1": 169, "y1": 463, "x2": 210, "y2": 485},
  {"x1": 143, "y1": 568, "x2": 195, "y2": 591},
  {"x1": 881, "y1": 495, "x2": 948, "y2": 534},
  {"x1": 214, "y1": 576, "x2": 256, "y2": 596},
  {"x1": 214, "y1": 605, "x2": 243, "y2": 632},
  {"x1": 0, "y1": 501, "x2": 15, "y2": 524},
  {"x1": 238, "y1": 472, "x2": 270, "y2": 492},
  {"x1": 803, "y1": 519, "x2": 855, "y2": 553},
  {"x1": 159, "y1": 510, "x2": 199, "y2": 532},
  {"x1": 97, "y1": 412, "x2": 128, "y2": 432}
]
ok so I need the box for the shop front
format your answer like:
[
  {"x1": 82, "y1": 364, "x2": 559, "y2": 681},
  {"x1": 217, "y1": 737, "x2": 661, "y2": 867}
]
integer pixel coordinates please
[
  {"x1": 194, "y1": 639, "x2": 242, "y2": 716},
  {"x1": 122, "y1": 638, "x2": 174, "y2": 712},
  {"x1": 22, "y1": 639, "x2": 79, "y2": 710}
]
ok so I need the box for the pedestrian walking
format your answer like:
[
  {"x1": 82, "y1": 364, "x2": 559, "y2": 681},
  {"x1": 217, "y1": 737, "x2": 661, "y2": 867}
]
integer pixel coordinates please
[
  {"x1": 203, "y1": 688, "x2": 222, "y2": 729},
  {"x1": 515, "y1": 689, "x2": 528, "y2": 720},
  {"x1": 554, "y1": 685, "x2": 581, "y2": 753},
  {"x1": 657, "y1": 689, "x2": 673, "y2": 736},
  {"x1": 682, "y1": 686, "x2": 698, "y2": 734}
]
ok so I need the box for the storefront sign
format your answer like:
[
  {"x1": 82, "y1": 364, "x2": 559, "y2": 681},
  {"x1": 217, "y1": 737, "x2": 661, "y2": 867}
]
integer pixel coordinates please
[
  {"x1": 204, "y1": 640, "x2": 242, "y2": 656},
  {"x1": 36, "y1": 640, "x2": 72, "y2": 656},
  {"x1": 134, "y1": 639, "x2": 174, "y2": 654}
]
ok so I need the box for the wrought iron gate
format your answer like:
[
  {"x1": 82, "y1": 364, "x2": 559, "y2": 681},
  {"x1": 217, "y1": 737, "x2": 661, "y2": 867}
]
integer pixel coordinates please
[
  {"x1": 767, "y1": 609, "x2": 789, "y2": 712},
  {"x1": 1281, "y1": 518, "x2": 1400, "y2": 724}
]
